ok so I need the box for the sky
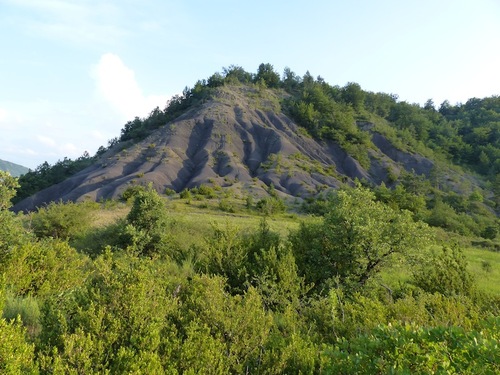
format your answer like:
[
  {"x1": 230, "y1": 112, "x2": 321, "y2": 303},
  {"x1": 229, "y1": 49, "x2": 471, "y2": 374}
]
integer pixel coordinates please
[{"x1": 1, "y1": 0, "x2": 499, "y2": 169}]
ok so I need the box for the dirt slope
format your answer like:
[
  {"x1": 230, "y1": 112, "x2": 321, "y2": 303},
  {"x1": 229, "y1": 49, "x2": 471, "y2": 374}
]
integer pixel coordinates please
[{"x1": 14, "y1": 85, "x2": 436, "y2": 211}]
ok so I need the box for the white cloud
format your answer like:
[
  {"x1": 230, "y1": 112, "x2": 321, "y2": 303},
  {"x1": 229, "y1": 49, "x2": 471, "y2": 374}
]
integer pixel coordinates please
[
  {"x1": 37, "y1": 135, "x2": 57, "y2": 147},
  {"x1": 92, "y1": 53, "x2": 170, "y2": 120}
]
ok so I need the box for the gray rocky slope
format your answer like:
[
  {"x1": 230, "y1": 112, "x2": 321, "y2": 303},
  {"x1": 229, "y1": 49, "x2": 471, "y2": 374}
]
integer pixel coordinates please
[{"x1": 14, "y1": 85, "x2": 435, "y2": 211}]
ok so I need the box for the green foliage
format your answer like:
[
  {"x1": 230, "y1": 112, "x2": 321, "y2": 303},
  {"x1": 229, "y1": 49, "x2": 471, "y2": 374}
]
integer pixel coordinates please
[
  {"x1": 14, "y1": 153, "x2": 95, "y2": 204},
  {"x1": 0, "y1": 317, "x2": 38, "y2": 374},
  {"x1": 0, "y1": 172, "x2": 31, "y2": 264},
  {"x1": 481, "y1": 224, "x2": 498, "y2": 240},
  {"x1": 180, "y1": 276, "x2": 273, "y2": 373},
  {"x1": 190, "y1": 184, "x2": 216, "y2": 198},
  {"x1": 374, "y1": 182, "x2": 428, "y2": 219},
  {"x1": 0, "y1": 191, "x2": 498, "y2": 372},
  {"x1": 1, "y1": 66, "x2": 500, "y2": 370},
  {"x1": 30, "y1": 201, "x2": 97, "y2": 240},
  {"x1": 36, "y1": 249, "x2": 181, "y2": 373},
  {"x1": 120, "y1": 184, "x2": 147, "y2": 202},
  {"x1": 71, "y1": 218, "x2": 127, "y2": 258},
  {"x1": 124, "y1": 187, "x2": 174, "y2": 258},
  {"x1": 179, "y1": 188, "x2": 192, "y2": 200},
  {"x1": 223, "y1": 64, "x2": 253, "y2": 84},
  {"x1": 254, "y1": 63, "x2": 280, "y2": 88},
  {"x1": 218, "y1": 198, "x2": 235, "y2": 213},
  {"x1": 426, "y1": 198, "x2": 477, "y2": 236},
  {"x1": 321, "y1": 319, "x2": 500, "y2": 374},
  {"x1": 285, "y1": 76, "x2": 372, "y2": 165},
  {"x1": 251, "y1": 244, "x2": 308, "y2": 312},
  {"x1": 164, "y1": 187, "x2": 176, "y2": 196},
  {"x1": 256, "y1": 196, "x2": 286, "y2": 215},
  {"x1": 0, "y1": 171, "x2": 19, "y2": 210},
  {"x1": 341, "y1": 82, "x2": 365, "y2": 112},
  {"x1": 413, "y1": 245, "x2": 476, "y2": 297},
  {"x1": 290, "y1": 186, "x2": 432, "y2": 292},
  {"x1": 3, "y1": 239, "x2": 90, "y2": 298},
  {"x1": 0, "y1": 210, "x2": 30, "y2": 265},
  {"x1": 198, "y1": 222, "x2": 247, "y2": 293}
]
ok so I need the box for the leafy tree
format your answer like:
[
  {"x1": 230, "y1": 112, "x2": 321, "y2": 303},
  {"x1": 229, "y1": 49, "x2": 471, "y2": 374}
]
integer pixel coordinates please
[
  {"x1": 223, "y1": 65, "x2": 253, "y2": 84},
  {"x1": 341, "y1": 82, "x2": 365, "y2": 112},
  {"x1": 0, "y1": 172, "x2": 30, "y2": 263},
  {"x1": 282, "y1": 67, "x2": 301, "y2": 92},
  {"x1": 207, "y1": 72, "x2": 225, "y2": 88},
  {"x1": 0, "y1": 171, "x2": 19, "y2": 210},
  {"x1": 254, "y1": 63, "x2": 280, "y2": 88},
  {"x1": 290, "y1": 187, "x2": 432, "y2": 291}
]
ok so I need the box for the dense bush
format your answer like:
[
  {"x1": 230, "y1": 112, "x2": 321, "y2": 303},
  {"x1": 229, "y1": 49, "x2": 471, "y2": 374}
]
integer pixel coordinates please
[
  {"x1": 30, "y1": 201, "x2": 97, "y2": 240},
  {"x1": 290, "y1": 187, "x2": 432, "y2": 292}
]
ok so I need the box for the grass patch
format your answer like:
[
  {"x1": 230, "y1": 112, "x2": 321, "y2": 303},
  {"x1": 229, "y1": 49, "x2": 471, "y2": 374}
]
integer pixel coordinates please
[{"x1": 464, "y1": 246, "x2": 500, "y2": 295}]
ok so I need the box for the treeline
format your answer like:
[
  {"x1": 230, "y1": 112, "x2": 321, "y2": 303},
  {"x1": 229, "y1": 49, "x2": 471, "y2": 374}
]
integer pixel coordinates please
[
  {"x1": 13, "y1": 153, "x2": 95, "y2": 205},
  {"x1": 1, "y1": 172, "x2": 499, "y2": 373}
]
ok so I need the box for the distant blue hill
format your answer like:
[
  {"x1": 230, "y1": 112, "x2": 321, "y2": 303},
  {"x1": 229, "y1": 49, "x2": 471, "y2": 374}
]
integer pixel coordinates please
[{"x1": 0, "y1": 158, "x2": 30, "y2": 177}]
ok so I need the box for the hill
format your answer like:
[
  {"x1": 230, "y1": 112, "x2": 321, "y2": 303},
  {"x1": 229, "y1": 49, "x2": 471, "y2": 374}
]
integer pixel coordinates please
[
  {"x1": 12, "y1": 64, "x2": 499, "y2": 240},
  {"x1": 0, "y1": 158, "x2": 29, "y2": 177},
  {"x1": 11, "y1": 85, "x2": 450, "y2": 211}
]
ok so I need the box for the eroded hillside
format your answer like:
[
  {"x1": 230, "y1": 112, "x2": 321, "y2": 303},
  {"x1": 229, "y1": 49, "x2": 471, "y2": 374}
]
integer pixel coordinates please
[{"x1": 14, "y1": 85, "x2": 439, "y2": 211}]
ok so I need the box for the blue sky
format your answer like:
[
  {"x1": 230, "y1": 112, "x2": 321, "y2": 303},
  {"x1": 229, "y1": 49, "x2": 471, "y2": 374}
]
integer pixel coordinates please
[{"x1": 1, "y1": 0, "x2": 499, "y2": 169}]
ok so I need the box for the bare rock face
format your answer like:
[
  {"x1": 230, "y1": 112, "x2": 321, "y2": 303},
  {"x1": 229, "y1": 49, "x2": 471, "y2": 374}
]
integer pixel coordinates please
[{"x1": 14, "y1": 86, "x2": 436, "y2": 212}]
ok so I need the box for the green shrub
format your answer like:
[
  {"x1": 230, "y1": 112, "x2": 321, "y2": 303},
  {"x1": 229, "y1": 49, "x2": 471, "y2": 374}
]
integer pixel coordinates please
[
  {"x1": 256, "y1": 197, "x2": 285, "y2": 215},
  {"x1": 30, "y1": 201, "x2": 97, "y2": 240},
  {"x1": 218, "y1": 198, "x2": 235, "y2": 213},
  {"x1": 121, "y1": 185, "x2": 146, "y2": 202},
  {"x1": 180, "y1": 189, "x2": 192, "y2": 200},
  {"x1": 321, "y1": 319, "x2": 500, "y2": 374},
  {"x1": 196, "y1": 184, "x2": 216, "y2": 198},
  {"x1": 164, "y1": 187, "x2": 176, "y2": 196},
  {"x1": 413, "y1": 245, "x2": 476, "y2": 297},
  {"x1": 125, "y1": 188, "x2": 174, "y2": 258},
  {"x1": 3, "y1": 238, "x2": 89, "y2": 299},
  {"x1": 0, "y1": 317, "x2": 38, "y2": 374}
]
